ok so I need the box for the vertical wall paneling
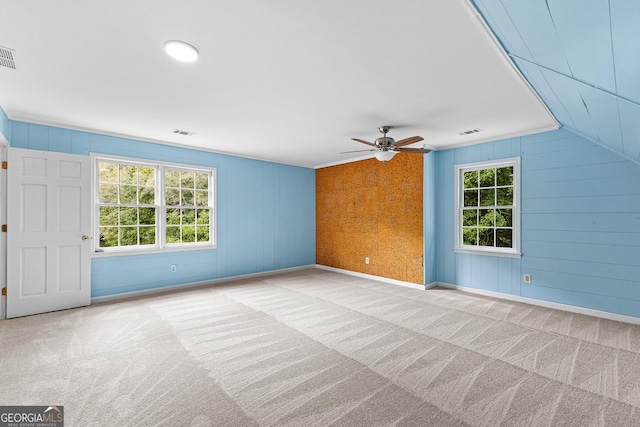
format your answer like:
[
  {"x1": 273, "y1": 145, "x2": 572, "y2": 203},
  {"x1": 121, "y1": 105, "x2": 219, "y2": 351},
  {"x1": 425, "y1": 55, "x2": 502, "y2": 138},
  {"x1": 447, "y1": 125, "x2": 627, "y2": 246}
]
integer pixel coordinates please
[
  {"x1": 0, "y1": 107, "x2": 7, "y2": 321},
  {"x1": 6, "y1": 120, "x2": 315, "y2": 297},
  {"x1": 10, "y1": 121, "x2": 28, "y2": 148},
  {"x1": 316, "y1": 155, "x2": 424, "y2": 284},
  {"x1": 70, "y1": 131, "x2": 91, "y2": 155},
  {"x1": 27, "y1": 124, "x2": 49, "y2": 151},
  {"x1": 49, "y1": 127, "x2": 72, "y2": 153},
  {"x1": 437, "y1": 149, "x2": 456, "y2": 285},
  {"x1": 436, "y1": 128, "x2": 640, "y2": 318},
  {"x1": 0, "y1": 105, "x2": 10, "y2": 143},
  {"x1": 424, "y1": 152, "x2": 437, "y2": 284}
]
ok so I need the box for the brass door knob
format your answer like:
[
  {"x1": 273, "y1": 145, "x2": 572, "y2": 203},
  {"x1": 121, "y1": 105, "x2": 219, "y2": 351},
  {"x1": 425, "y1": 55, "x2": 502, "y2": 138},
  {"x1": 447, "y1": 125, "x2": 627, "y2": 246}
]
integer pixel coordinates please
[{"x1": 82, "y1": 235, "x2": 89, "y2": 241}]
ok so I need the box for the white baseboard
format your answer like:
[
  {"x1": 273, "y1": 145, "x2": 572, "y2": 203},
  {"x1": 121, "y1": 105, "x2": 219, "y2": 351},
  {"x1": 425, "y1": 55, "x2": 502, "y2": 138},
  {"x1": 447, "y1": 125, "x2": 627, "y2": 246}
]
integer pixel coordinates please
[
  {"x1": 91, "y1": 265, "x2": 316, "y2": 303},
  {"x1": 92, "y1": 266, "x2": 640, "y2": 326},
  {"x1": 315, "y1": 265, "x2": 427, "y2": 291},
  {"x1": 435, "y1": 281, "x2": 640, "y2": 326},
  {"x1": 425, "y1": 281, "x2": 439, "y2": 290}
]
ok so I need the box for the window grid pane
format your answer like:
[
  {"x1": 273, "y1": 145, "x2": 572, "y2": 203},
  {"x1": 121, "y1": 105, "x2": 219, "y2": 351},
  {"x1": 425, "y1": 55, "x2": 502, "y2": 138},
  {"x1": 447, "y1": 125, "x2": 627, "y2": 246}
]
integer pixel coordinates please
[
  {"x1": 164, "y1": 168, "x2": 212, "y2": 245},
  {"x1": 459, "y1": 164, "x2": 515, "y2": 251},
  {"x1": 97, "y1": 161, "x2": 158, "y2": 249}
]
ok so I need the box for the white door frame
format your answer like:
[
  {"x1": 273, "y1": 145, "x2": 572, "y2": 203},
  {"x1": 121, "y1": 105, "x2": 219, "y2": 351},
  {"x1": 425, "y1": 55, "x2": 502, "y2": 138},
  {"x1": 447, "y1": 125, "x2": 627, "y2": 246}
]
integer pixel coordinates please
[
  {"x1": 0, "y1": 144, "x2": 9, "y2": 320},
  {"x1": 0, "y1": 142, "x2": 7, "y2": 320}
]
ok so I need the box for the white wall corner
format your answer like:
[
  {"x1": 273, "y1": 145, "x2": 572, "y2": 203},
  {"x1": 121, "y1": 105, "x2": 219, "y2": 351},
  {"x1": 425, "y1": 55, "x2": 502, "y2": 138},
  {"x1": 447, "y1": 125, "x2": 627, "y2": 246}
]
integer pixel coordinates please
[{"x1": 425, "y1": 281, "x2": 439, "y2": 290}]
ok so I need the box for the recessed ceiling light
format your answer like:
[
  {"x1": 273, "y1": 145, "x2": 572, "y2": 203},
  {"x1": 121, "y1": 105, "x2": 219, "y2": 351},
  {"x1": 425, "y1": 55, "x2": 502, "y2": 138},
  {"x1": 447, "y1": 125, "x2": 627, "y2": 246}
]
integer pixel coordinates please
[{"x1": 164, "y1": 40, "x2": 199, "y2": 63}]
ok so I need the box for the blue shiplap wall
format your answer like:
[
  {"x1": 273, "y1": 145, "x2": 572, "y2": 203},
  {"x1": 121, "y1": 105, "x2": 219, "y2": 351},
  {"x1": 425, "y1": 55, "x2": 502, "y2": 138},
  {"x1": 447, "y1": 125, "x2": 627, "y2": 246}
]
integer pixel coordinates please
[
  {"x1": 0, "y1": 106, "x2": 9, "y2": 142},
  {"x1": 424, "y1": 153, "x2": 437, "y2": 284},
  {"x1": 436, "y1": 128, "x2": 640, "y2": 317},
  {"x1": 9, "y1": 120, "x2": 315, "y2": 297}
]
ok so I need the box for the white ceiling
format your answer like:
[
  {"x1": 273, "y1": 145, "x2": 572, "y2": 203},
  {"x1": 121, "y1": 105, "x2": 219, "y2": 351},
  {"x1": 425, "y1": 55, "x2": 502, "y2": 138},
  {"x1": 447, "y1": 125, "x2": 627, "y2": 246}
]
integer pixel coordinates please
[{"x1": 0, "y1": 0, "x2": 557, "y2": 168}]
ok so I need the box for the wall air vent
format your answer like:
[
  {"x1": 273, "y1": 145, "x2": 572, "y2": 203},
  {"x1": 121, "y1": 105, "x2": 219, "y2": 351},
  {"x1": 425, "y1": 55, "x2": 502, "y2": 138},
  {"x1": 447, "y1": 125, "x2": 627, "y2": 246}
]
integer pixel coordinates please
[
  {"x1": 173, "y1": 129, "x2": 196, "y2": 136},
  {"x1": 459, "y1": 128, "x2": 483, "y2": 136},
  {"x1": 0, "y1": 46, "x2": 16, "y2": 70}
]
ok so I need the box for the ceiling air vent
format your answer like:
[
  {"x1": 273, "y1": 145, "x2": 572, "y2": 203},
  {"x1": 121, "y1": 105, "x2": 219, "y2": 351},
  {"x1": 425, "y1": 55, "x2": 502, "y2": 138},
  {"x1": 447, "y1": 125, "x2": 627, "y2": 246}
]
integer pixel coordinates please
[
  {"x1": 459, "y1": 128, "x2": 483, "y2": 136},
  {"x1": 173, "y1": 129, "x2": 196, "y2": 136},
  {"x1": 0, "y1": 46, "x2": 16, "y2": 70}
]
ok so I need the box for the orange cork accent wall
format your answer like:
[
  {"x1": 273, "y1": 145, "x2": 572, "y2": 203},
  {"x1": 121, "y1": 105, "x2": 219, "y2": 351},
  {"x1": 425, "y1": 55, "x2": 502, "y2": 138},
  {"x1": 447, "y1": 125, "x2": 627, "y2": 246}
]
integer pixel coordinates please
[{"x1": 316, "y1": 155, "x2": 423, "y2": 283}]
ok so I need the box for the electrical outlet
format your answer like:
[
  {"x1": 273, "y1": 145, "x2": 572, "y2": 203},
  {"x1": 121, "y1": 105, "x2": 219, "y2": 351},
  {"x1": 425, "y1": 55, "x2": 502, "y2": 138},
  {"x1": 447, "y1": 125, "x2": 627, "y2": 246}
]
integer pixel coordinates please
[
  {"x1": 523, "y1": 274, "x2": 531, "y2": 284},
  {"x1": 170, "y1": 264, "x2": 177, "y2": 273},
  {"x1": 365, "y1": 257, "x2": 369, "y2": 264}
]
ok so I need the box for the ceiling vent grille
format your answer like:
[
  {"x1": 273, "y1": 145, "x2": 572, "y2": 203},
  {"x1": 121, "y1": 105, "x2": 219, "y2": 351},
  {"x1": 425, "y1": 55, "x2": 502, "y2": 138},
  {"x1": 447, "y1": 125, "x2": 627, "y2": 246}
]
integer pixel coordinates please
[
  {"x1": 173, "y1": 129, "x2": 196, "y2": 136},
  {"x1": 0, "y1": 46, "x2": 16, "y2": 70},
  {"x1": 459, "y1": 128, "x2": 483, "y2": 136}
]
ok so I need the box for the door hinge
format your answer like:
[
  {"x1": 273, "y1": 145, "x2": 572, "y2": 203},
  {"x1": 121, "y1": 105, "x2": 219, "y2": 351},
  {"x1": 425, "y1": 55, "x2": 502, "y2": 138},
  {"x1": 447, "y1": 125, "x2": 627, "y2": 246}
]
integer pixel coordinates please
[
  {"x1": 1, "y1": 224, "x2": 6, "y2": 232},
  {"x1": 1, "y1": 161, "x2": 6, "y2": 169},
  {"x1": 1, "y1": 288, "x2": 6, "y2": 296}
]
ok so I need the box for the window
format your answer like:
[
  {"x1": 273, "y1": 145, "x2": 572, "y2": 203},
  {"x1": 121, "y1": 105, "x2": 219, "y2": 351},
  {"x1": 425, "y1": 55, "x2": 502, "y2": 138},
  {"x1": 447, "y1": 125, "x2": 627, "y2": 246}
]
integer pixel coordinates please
[
  {"x1": 94, "y1": 155, "x2": 215, "y2": 253},
  {"x1": 455, "y1": 158, "x2": 520, "y2": 257},
  {"x1": 164, "y1": 168, "x2": 211, "y2": 245}
]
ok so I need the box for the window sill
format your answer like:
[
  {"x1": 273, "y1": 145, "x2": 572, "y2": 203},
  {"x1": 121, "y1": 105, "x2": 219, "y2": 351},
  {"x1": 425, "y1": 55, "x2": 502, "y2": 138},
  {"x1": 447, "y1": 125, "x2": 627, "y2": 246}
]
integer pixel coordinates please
[
  {"x1": 454, "y1": 248, "x2": 521, "y2": 258},
  {"x1": 91, "y1": 244, "x2": 217, "y2": 258}
]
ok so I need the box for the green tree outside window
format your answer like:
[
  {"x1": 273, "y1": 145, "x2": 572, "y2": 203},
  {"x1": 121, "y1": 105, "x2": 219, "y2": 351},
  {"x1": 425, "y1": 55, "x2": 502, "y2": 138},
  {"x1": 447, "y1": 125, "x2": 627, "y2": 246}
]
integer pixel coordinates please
[{"x1": 461, "y1": 165, "x2": 514, "y2": 250}]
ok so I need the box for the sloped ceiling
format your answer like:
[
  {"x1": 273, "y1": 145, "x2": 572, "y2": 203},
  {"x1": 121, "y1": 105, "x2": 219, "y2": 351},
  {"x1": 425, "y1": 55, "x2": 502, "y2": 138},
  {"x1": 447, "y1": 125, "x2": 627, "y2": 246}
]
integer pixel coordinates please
[{"x1": 472, "y1": 0, "x2": 640, "y2": 163}]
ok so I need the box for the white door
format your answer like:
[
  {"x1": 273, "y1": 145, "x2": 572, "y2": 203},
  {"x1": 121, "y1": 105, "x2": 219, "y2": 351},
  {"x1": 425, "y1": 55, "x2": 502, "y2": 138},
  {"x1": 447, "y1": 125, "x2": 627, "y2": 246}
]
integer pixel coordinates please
[{"x1": 6, "y1": 148, "x2": 91, "y2": 318}]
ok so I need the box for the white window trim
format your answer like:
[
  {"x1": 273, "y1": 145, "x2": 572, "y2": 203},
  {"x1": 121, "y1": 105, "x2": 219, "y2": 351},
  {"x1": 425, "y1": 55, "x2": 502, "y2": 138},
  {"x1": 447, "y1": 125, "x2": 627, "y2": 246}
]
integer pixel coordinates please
[
  {"x1": 91, "y1": 153, "x2": 217, "y2": 257},
  {"x1": 454, "y1": 157, "x2": 521, "y2": 258}
]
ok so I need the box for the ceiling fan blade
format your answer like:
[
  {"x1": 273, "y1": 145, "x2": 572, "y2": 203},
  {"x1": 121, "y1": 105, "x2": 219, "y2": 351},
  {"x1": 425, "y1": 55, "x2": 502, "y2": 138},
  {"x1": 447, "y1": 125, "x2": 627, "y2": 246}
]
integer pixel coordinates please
[
  {"x1": 393, "y1": 136, "x2": 424, "y2": 147},
  {"x1": 351, "y1": 138, "x2": 376, "y2": 147},
  {"x1": 340, "y1": 149, "x2": 376, "y2": 154},
  {"x1": 394, "y1": 147, "x2": 431, "y2": 154}
]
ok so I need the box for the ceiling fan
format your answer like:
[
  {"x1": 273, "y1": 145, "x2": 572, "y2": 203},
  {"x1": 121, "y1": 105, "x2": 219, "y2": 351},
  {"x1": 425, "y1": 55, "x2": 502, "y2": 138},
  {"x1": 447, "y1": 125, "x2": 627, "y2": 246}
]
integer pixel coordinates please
[{"x1": 343, "y1": 126, "x2": 431, "y2": 162}]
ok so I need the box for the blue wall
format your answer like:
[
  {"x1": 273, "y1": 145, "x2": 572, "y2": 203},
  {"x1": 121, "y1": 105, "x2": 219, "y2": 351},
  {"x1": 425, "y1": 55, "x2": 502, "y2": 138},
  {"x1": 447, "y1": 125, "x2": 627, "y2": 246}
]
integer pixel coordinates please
[
  {"x1": 435, "y1": 128, "x2": 640, "y2": 317},
  {"x1": 0, "y1": 106, "x2": 9, "y2": 143},
  {"x1": 9, "y1": 116, "x2": 640, "y2": 318},
  {"x1": 8, "y1": 120, "x2": 316, "y2": 297},
  {"x1": 423, "y1": 153, "x2": 437, "y2": 284}
]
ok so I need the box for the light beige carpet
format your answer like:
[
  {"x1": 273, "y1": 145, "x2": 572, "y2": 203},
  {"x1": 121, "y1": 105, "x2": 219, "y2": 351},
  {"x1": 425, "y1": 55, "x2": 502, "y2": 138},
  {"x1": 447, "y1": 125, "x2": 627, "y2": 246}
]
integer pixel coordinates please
[{"x1": 2, "y1": 268, "x2": 640, "y2": 426}]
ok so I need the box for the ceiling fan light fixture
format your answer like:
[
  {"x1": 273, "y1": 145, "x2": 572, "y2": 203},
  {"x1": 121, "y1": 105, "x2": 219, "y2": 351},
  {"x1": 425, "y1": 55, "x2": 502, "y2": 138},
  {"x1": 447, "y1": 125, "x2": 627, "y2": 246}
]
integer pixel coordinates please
[
  {"x1": 374, "y1": 151, "x2": 396, "y2": 162},
  {"x1": 164, "y1": 40, "x2": 199, "y2": 62}
]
